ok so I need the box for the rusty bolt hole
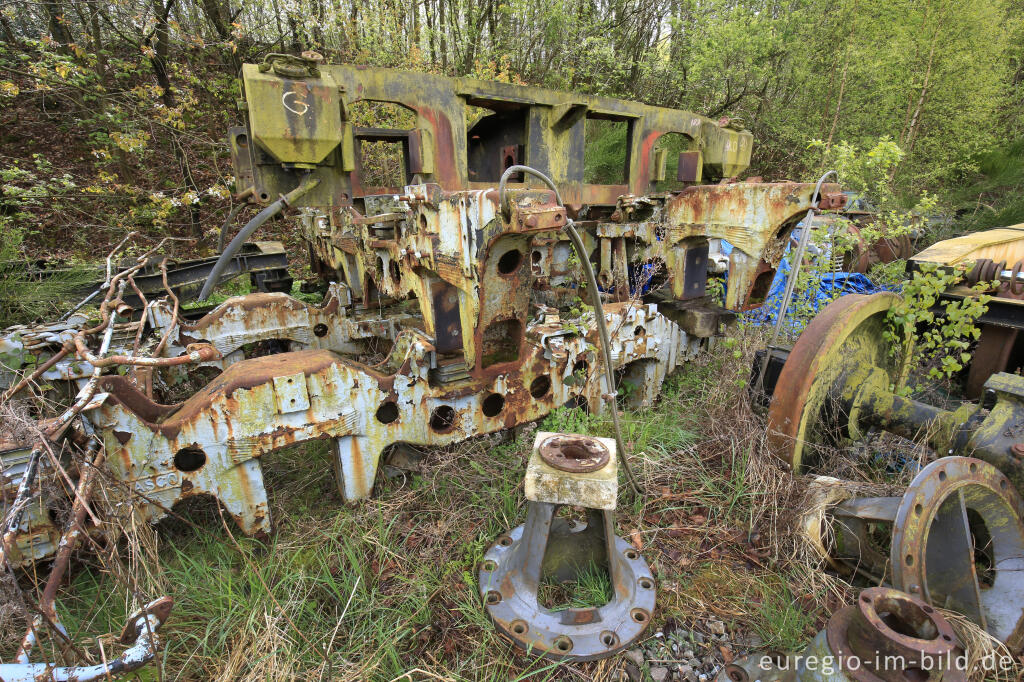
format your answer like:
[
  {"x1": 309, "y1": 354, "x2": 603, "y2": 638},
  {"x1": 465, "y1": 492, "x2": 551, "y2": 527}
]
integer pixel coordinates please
[
  {"x1": 510, "y1": 620, "x2": 528, "y2": 635},
  {"x1": 600, "y1": 631, "x2": 619, "y2": 647},
  {"x1": 481, "y1": 560, "x2": 497, "y2": 572},
  {"x1": 553, "y1": 635, "x2": 573, "y2": 652},
  {"x1": 485, "y1": 591, "x2": 502, "y2": 605},
  {"x1": 497, "y1": 249, "x2": 523, "y2": 275},
  {"x1": 429, "y1": 405, "x2": 457, "y2": 432},
  {"x1": 173, "y1": 447, "x2": 206, "y2": 472},
  {"x1": 313, "y1": 323, "x2": 328, "y2": 338},
  {"x1": 625, "y1": 549, "x2": 640, "y2": 560},
  {"x1": 630, "y1": 608, "x2": 649, "y2": 624},
  {"x1": 873, "y1": 596, "x2": 939, "y2": 640},
  {"x1": 482, "y1": 393, "x2": 505, "y2": 417},
  {"x1": 530, "y1": 375, "x2": 551, "y2": 398},
  {"x1": 638, "y1": 578, "x2": 654, "y2": 589},
  {"x1": 376, "y1": 401, "x2": 399, "y2": 424},
  {"x1": 498, "y1": 535, "x2": 513, "y2": 547}
]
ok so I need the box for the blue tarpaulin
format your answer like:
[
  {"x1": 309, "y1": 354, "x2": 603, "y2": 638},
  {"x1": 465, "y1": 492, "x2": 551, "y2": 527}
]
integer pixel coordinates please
[{"x1": 718, "y1": 238, "x2": 890, "y2": 331}]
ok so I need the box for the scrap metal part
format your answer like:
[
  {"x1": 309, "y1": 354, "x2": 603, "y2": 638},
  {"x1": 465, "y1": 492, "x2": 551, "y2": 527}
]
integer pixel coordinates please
[
  {"x1": 0, "y1": 283, "x2": 413, "y2": 395},
  {"x1": 909, "y1": 226, "x2": 1024, "y2": 398},
  {"x1": 803, "y1": 458, "x2": 1024, "y2": 650},
  {"x1": 763, "y1": 293, "x2": 1024, "y2": 487},
  {"x1": 479, "y1": 432, "x2": 655, "y2": 660},
  {"x1": 2, "y1": 59, "x2": 845, "y2": 569},
  {"x1": 0, "y1": 596, "x2": 173, "y2": 682},
  {"x1": 719, "y1": 587, "x2": 966, "y2": 682}
]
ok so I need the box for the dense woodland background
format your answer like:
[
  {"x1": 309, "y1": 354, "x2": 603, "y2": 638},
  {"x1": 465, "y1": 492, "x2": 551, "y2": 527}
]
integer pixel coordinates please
[{"x1": 1, "y1": 0, "x2": 1023, "y2": 276}]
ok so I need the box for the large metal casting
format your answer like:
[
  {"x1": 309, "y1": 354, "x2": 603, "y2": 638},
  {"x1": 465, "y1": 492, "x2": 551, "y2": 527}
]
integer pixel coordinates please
[
  {"x1": 479, "y1": 432, "x2": 655, "y2": 660},
  {"x1": 802, "y1": 458, "x2": 1024, "y2": 650},
  {"x1": 0, "y1": 56, "x2": 845, "y2": 570},
  {"x1": 234, "y1": 54, "x2": 842, "y2": 317},
  {"x1": 762, "y1": 293, "x2": 1024, "y2": 486},
  {"x1": 719, "y1": 587, "x2": 966, "y2": 682}
]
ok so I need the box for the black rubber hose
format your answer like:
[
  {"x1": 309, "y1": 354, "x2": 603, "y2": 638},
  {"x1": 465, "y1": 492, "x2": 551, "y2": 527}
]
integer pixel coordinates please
[
  {"x1": 217, "y1": 202, "x2": 247, "y2": 253},
  {"x1": 198, "y1": 175, "x2": 319, "y2": 302},
  {"x1": 498, "y1": 164, "x2": 644, "y2": 497}
]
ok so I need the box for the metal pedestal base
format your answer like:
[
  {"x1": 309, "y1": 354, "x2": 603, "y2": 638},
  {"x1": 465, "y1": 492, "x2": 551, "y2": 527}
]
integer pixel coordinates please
[{"x1": 479, "y1": 501, "x2": 655, "y2": 661}]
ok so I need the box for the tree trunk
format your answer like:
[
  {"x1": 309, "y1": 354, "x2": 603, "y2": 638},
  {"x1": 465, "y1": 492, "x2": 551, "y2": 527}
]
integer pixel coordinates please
[
  {"x1": 42, "y1": 0, "x2": 74, "y2": 51},
  {"x1": 903, "y1": 37, "x2": 936, "y2": 156}
]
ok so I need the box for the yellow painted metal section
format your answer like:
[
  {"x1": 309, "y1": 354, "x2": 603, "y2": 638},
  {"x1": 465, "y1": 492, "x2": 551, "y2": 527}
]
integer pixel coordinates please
[{"x1": 911, "y1": 226, "x2": 1024, "y2": 266}]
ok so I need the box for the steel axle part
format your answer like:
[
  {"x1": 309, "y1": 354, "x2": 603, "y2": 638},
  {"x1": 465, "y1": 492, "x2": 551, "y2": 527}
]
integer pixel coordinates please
[
  {"x1": 806, "y1": 457, "x2": 1024, "y2": 650},
  {"x1": 763, "y1": 293, "x2": 1024, "y2": 490},
  {"x1": 720, "y1": 587, "x2": 966, "y2": 682}
]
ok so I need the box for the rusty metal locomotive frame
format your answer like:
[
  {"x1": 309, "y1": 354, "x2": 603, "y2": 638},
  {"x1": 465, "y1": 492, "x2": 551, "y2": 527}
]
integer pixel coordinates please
[{"x1": 2, "y1": 54, "x2": 844, "y2": 573}]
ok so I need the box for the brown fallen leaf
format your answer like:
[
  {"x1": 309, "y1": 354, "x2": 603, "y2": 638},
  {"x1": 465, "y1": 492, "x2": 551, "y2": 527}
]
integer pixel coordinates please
[
  {"x1": 630, "y1": 530, "x2": 643, "y2": 550},
  {"x1": 720, "y1": 646, "x2": 734, "y2": 664}
]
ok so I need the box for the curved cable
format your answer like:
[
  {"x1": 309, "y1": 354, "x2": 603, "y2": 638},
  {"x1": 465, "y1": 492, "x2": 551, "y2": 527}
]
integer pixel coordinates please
[
  {"x1": 498, "y1": 165, "x2": 644, "y2": 497},
  {"x1": 199, "y1": 174, "x2": 319, "y2": 302},
  {"x1": 217, "y1": 202, "x2": 247, "y2": 253}
]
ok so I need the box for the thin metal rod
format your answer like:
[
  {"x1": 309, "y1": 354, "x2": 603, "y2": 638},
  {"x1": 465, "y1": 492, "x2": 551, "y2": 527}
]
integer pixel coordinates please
[{"x1": 755, "y1": 170, "x2": 836, "y2": 396}]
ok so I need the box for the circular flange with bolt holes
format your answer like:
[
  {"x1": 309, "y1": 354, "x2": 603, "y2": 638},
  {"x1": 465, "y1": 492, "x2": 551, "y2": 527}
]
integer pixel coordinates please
[
  {"x1": 891, "y1": 457, "x2": 1024, "y2": 651},
  {"x1": 478, "y1": 504, "x2": 655, "y2": 662}
]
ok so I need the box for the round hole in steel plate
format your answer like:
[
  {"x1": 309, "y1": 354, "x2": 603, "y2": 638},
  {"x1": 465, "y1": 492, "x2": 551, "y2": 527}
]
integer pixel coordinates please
[
  {"x1": 498, "y1": 536, "x2": 513, "y2": 547},
  {"x1": 630, "y1": 608, "x2": 649, "y2": 624},
  {"x1": 497, "y1": 249, "x2": 523, "y2": 275},
  {"x1": 510, "y1": 620, "x2": 528, "y2": 635},
  {"x1": 173, "y1": 447, "x2": 206, "y2": 472},
  {"x1": 376, "y1": 401, "x2": 399, "y2": 424},
  {"x1": 482, "y1": 393, "x2": 505, "y2": 417},
  {"x1": 313, "y1": 323, "x2": 328, "y2": 338},
  {"x1": 600, "y1": 631, "x2": 619, "y2": 647},
  {"x1": 625, "y1": 550, "x2": 639, "y2": 560},
  {"x1": 530, "y1": 375, "x2": 551, "y2": 398},
  {"x1": 638, "y1": 578, "x2": 653, "y2": 589},
  {"x1": 485, "y1": 591, "x2": 502, "y2": 605},
  {"x1": 481, "y1": 560, "x2": 497, "y2": 572},
  {"x1": 429, "y1": 405, "x2": 457, "y2": 432},
  {"x1": 552, "y1": 635, "x2": 573, "y2": 652}
]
